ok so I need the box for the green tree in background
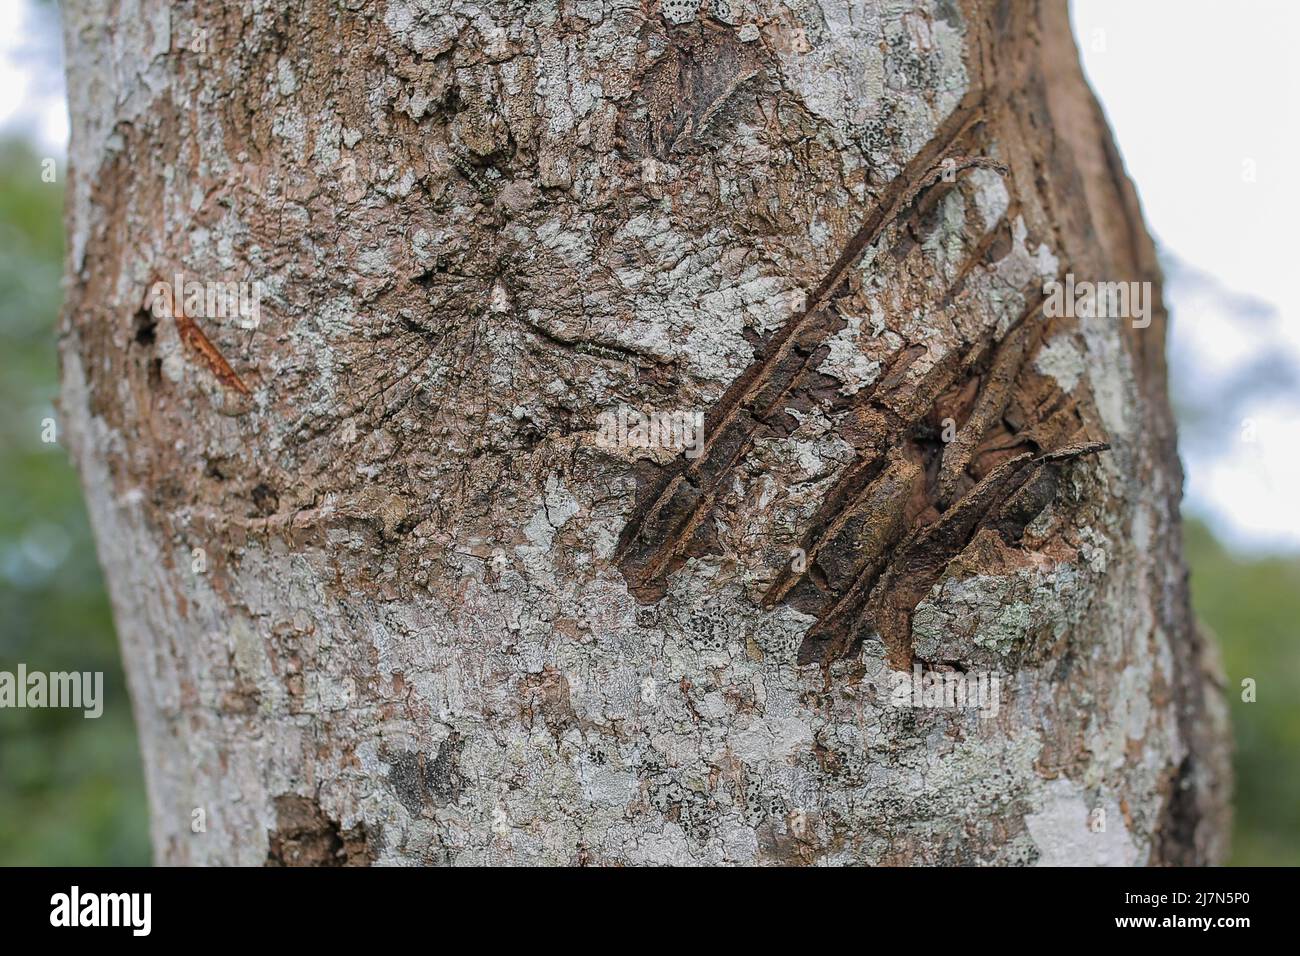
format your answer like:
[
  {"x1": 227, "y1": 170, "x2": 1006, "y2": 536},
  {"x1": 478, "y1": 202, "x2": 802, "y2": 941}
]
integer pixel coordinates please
[
  {"x1": 0, "y1": 139, "x2": 148, "y2": 865},
  {"x1": 1184, "y1": 520, "x2": 1300, "y2": 866}
]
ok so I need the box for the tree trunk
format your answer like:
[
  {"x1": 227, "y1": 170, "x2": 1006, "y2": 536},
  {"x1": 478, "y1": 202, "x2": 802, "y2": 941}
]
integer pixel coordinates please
[{"x1": 59, "y1": 0, "x2": 1229, "y2": 865}]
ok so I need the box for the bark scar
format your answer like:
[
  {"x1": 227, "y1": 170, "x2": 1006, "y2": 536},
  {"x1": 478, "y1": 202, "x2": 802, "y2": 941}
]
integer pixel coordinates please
[
  {"x1": 613, "y1": 100, "x2": 1110, "y2": 669},
  {"x1": 148, "y1": 274, "x2": 253, "y2": 398},
  {"x1": 615, "y1": 99, "x2": 990, "y2": 593}
]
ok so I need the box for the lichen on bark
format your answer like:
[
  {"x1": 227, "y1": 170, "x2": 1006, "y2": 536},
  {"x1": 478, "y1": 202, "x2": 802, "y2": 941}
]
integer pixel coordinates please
[{"x1": 59, "y1": 0, "x2": 1229, "y2": 865}]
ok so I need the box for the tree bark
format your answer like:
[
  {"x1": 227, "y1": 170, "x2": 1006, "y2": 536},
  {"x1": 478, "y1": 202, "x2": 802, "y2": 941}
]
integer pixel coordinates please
[{"x1": 60, "y1": 0, "x2": 1230, "y2": 865}]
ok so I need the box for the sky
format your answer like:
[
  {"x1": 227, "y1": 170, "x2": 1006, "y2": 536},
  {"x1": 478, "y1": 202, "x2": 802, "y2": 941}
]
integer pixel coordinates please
[
  {"x1": 0, "y1": 0, "x2": 1296, "y2": 552},
  {"x1": 1072, "y1": 0, "x2": 1300, "y2": 553},
  {"x1": 0, "y1": 2, "x2": 66, "y2": 155}
]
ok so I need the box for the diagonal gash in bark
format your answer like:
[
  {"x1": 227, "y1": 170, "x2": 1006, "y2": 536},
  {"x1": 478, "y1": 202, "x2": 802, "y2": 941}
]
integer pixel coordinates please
[
  {"x1": 615, "y1": 98, "x2": 991, "y2": 593},
  {"x1": 615, "y1": 101, "x2": 1108, "y2": 668}
]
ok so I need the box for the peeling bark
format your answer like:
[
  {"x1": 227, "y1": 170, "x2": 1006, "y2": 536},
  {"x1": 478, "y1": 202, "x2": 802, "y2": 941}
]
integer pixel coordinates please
[{"x1": 60, "y1": 0, "x2": 1229, "y2": 865}]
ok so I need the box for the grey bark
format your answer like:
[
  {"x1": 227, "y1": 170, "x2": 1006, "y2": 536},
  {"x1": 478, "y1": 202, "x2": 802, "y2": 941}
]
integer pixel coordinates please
[{"x1": 59, "y1": 0, "x2": 1229, "y2": 865}]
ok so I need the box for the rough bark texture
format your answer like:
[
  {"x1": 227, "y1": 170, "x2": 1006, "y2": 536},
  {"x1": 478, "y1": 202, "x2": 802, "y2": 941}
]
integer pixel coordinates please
[{"x1": 60, "y1": 0, "x2": 1230, "y2": 865}]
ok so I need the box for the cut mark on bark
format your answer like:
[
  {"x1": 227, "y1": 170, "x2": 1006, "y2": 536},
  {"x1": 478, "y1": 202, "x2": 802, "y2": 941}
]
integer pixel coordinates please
[
  {"x1": 614, "y1": 99, "x2": 1110, "y2": 669},
  {"x1": 934, "y1": 309, "x2": 1043, "y2": 507},
  {"x1": 148, "y1": 274, "x2": 253, "y2": 397},
  {"x1": 801, "y1": 441, "x2": 1108, "y2": 669},
  {"x1": 615, "y1": 99, "x2": 991, "y2": 594}
]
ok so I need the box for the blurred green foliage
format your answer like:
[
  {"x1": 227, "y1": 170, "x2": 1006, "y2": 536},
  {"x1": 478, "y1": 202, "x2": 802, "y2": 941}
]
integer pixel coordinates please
[
  {"x1": 1184, "y1": 520, "x2": 1300, "y2": 866},
  {"x1": 0, "y1": 137, "x2": 1294, "y2": 866},
  {"x1": 0, "y1": 139, "x2": 148, "y2": 864}
]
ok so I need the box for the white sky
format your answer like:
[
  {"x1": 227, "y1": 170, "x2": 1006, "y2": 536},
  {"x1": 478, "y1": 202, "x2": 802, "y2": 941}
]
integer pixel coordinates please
[
  {"x1": 0, "y1": 1, "x2": 66, "y2": 154},
  {"x1": 1073, "y1": 0, "x2": 1300, "y2": 553},
  {"x1": 0, "y1": 0, "x2": 1296, "y2": 551}
]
